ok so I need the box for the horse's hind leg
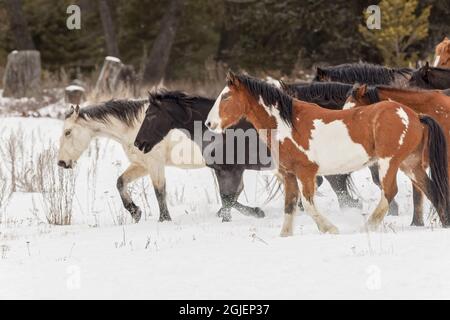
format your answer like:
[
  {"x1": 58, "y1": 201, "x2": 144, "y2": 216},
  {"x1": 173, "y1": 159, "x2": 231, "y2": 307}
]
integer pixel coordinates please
[
  {"x1": 148, "y1": 164, "x2": 171, "y2": 222},
  {"x1": 280, "y1": 170, "x2": 299, "y2": 237},
  {"x1": 367, "y1": 159, "x2": 399, "y2": 230},
  {"x1": 117, "y1": 164, "x2": 147, "y2": 223},
  {"x1": 402, "y1": 164, "x2": 444, "y2": 226},
  {"x1": 411, "y1": 185, "x2": 424, "y2": 226},
  {"x1": 370, "y1": 164, "x2": 399, "y2": 216}
]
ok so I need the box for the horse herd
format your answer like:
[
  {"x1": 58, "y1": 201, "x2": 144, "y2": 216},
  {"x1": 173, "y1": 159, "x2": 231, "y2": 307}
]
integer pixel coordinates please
[{"x1": 57, "y1": 38, "x2": 450, "y2": 237}]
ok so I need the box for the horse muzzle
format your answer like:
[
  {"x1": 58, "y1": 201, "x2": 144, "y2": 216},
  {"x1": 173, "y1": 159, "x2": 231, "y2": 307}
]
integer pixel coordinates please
[
  {"x1": 57, "y1": 160, "x2": 73, "y2": 169},
  {"x1": 205, "y1": 120, "x2": 223, "y2": 134}
]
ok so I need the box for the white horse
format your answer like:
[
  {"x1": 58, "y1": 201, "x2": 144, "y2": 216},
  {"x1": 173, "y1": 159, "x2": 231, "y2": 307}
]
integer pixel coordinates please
[{"x1": 57, "y1": 99, "x2": 265, "y2": 222}]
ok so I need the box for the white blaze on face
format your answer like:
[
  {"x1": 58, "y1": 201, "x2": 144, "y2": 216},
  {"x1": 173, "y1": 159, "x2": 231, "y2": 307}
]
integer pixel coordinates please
[
  {"x1": 396, "y1": 107, "x2": 409, "y2": 146},
  {"x1": 434, "y1": 55, "x2": 441, "y2": 67},
  {"x1": 342, "y1": 101, "x2": 356, "y2": 110},
  {"x1": 206, "y1": 86, "x2": 230, "y2": 133}
]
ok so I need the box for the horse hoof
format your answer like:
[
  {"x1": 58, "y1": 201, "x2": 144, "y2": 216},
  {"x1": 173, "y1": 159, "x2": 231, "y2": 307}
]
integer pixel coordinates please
[
  {"x1": 222, "y1": 214, "x2": 232, "y2": 222},
  {"x1": 216, "y1": 208, "x2": 226, "y2": 218},
  {"x1": 280, "y1": 230, "x2": 293, "y2": 237},
  {"x1": 364, "y1": 222, "x2": 379, "y2": 232},
  {"x1": 325, "y1": 226, "x2": 339, "y2": 234},
  {"x1": 158, "y1": 214, "x2": 172, "y2": 222},
  {"x1": 127, "y1": 203, "x2": 142, "y2": 223},
  {"x1": 410, "y1": 221, "x2": 424, "y2": 227},
  {"x1": 253, "y1": 207, "x2": 265, "y2": 218}
]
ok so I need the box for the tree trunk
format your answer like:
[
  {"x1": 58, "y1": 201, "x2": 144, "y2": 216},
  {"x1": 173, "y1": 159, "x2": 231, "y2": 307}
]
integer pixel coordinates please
[
  {"x1": 65, "y1": 84, "x2": 86, "y2": 105},
  {"x1": 216, "y1": 0, "x2": 255, "y2": 64},
  {"x1": 98, "y1": 0, "x2": 120, "y2": 57},
  {"x1": 142, "y1": 0, "x2": 184, "y2": 86},
  {"x1": 95, "y1": 57, "x2": 138, "y2": 96},
  {"x1": 3, "y1": 50, "x2": 41, "y2": 98},
  {"x1": 4, "y1": 0, "x2": 35, "y2": 50}
]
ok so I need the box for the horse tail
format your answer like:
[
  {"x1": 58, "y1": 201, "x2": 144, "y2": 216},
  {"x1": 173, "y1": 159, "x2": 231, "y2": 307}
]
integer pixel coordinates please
[{"x1": 420, "y1": 115, "x2": 450, "y2": 226}]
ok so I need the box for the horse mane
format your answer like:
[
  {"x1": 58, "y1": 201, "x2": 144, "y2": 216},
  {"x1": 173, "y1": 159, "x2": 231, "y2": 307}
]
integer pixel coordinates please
[
  {"x1": 283, "y1": 81, "x2": 352, "y2": 109},
  {"x1": 148, "y1": 89, "x2": 212, "y2": 112},
  {"x1": 315, "y1": 62, "x2": 413, "y2": 85},
  {"x1": 351, "y1": 85, "x2": 431, "y2": 104},
  {"x1": 236, "y1": 74, "x2": 293, "y2": 126},
  {"x1": 73, "y1": 99, "x2": 148, "y2": 126}
]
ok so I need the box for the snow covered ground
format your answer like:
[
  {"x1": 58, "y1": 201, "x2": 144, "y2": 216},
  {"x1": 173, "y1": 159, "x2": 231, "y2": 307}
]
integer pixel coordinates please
[{"x1": 1, "y1": 117, "x2": 450, "y2": 300}]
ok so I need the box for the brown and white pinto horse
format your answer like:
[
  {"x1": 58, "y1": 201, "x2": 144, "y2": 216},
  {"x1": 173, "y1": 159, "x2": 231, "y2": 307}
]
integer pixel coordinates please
[
  {"x1": 435, "y1": 37, "x2": 450, "y2": 68},
  {"x1": 346, "y1": 84, "x2": 450, "y2": 226},
  {"x1": 205, "y1": 72, "x2": 450, "y2": 236}
]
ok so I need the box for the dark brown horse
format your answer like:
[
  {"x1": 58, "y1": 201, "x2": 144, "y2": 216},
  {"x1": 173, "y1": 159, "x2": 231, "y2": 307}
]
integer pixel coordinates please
[{"x1": 206, "y1": 72, "x2": 450, "y2": 236}]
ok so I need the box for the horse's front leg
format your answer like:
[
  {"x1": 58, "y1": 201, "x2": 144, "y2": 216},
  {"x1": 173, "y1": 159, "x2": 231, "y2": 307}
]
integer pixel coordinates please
[
  {"x1": 214, "y1": 168, "x2": 241, "y2": 222},
  {"x1": 295, "y1": 167, "x2": 339, "y2": 235},
  {"x1": 325, "y1": 174, "x2": 363, "y2": 209},
  {"x1": 117, "y1": 163, "x2": 148, "y2": 223},
  {"x1": 148, "y1": 164, "x2": 171, "y2": 222}
]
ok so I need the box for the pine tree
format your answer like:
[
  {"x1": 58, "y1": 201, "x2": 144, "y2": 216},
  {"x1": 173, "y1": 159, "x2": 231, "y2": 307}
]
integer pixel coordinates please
[{"x1": 359, "y1": 0, "x2": 431, "y2": 66}]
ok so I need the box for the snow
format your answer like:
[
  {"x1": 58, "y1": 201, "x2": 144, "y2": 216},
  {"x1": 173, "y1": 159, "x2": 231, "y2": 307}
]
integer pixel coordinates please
[
  {"x1": 1, "y1": 117, "x2": 450, "y2": 299},
  {"x1": 105, "y1": 56, "x2": 121, "y2": 63},
  {"x1": 65, "y1": 85, "x2": 85, "y2": 92}
]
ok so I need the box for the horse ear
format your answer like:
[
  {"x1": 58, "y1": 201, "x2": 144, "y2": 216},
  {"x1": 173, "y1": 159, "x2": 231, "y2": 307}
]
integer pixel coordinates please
[
  {"x1": 354, "y1": 83, "x2": 367, "y2": 99},
  {"x1": 226, "y1": 70, "x2": 239, "y2": 88},
  {"x1": 316, "y1": 67, "x2": 324, "y2": 77},
  {"x1": 421, "y1": 62, "x2": 430, "y2": 76},
  {"x1": 67, "y1": 105, "x2": 79, "y2": 119}
]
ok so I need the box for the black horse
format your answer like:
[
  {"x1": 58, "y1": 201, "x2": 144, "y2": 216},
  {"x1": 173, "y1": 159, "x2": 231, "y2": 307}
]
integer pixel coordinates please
[
  {"x1": 134, "y1": 90, "x2": 365, "y2": 220},
  {"x1": 314, "y1": 62, "x2": 413, "y2": 86},
  {"x1": 409, "y1": 62, "x2": 450, "y2": 89},
  {"x1": 314, "y1": 62, "x2": 450, "y2": 90}
]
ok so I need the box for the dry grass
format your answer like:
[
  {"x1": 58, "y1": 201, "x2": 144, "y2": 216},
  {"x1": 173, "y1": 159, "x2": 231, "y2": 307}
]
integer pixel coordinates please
[
  {"x1": 34, "y1": 148, "x2": 77, "y2": 225},
  {"x1": 0, "y1": 129, "x2": 76, "y2": 225},
  {"x1": 0, "y1": 165, "x2": 12, "y2": 224}
]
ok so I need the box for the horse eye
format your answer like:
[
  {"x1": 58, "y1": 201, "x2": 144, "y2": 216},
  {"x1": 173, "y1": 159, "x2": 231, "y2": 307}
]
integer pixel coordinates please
[{"x1": 65, "y1": 130, "x2": 71, "y2": 136}]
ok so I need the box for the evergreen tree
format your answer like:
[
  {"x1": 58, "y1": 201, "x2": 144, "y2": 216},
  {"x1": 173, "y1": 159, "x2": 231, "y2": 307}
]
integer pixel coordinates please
[{"x1": 359, "y1": 0, "x2": 431, "y2": 66}]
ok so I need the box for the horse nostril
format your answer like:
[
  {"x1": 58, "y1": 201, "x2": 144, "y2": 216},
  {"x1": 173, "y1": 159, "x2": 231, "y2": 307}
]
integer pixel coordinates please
[
  {"x1": 134, "y1": 140, "x2": 141, "y2": 148},
  {"x1": 206, "y1": 121, "x2": 211, "y2": 128},
  {"x1": 209, "y1": 122, "x2": 218, "y2": 130},
  {"x1": 57, "y1": 160, "x2": 66, "y2": 168}
]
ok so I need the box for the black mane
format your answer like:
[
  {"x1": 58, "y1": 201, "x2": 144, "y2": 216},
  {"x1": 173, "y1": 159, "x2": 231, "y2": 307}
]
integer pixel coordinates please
[
  {"x1": 72, "y1": 99, "x2": 148, "y2": 126},
  {"x1": 315, "y1": 62, "x2": 413, "y2": 85},
  {"x1": 283, "y1": 81, "x2": 352, "y2": 109},
  {"x1": 349, "y1": 85, "x2": 380, "y2": 104},
  {"x1": 236, "y1": 74, "x2": 293, "y2": 126},
  {"x1": 350, "y1": 85, "x2": 432, "y2": 104},
  {"x1": 409, "y1": 65, "x2": 450, "y2": 89},
  {"x1": 148, "y1": 89, "x2": 213, "y2": 111}
]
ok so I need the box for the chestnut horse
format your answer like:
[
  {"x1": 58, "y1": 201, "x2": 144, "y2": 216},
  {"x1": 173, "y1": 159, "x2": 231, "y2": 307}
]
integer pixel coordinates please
[
  {"x1": 206, "y1": 72, "x2": 450, "y2": 236},
  {"x1": 346, "y1": 84, "x2": 450, "y2": 226},
  {"x1": 435, "y1": 37, "x2": 450, "y2": 68}
]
